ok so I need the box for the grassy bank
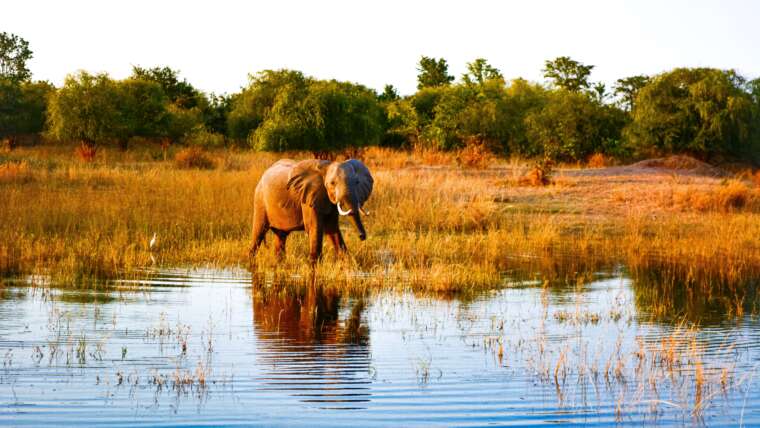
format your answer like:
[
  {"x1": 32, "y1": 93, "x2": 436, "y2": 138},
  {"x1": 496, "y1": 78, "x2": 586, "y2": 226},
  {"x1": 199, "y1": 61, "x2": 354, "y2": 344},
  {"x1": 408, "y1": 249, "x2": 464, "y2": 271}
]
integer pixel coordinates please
[{"x1": 1, "y1": 144, "x2": 759, "y2": 304}]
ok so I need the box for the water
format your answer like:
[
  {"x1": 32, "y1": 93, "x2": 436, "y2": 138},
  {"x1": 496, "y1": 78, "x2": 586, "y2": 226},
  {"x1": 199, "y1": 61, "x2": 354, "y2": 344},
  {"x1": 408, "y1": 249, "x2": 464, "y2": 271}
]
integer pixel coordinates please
[{"x1": 1, "y1": 268, "x2": 759, "y2": 426}]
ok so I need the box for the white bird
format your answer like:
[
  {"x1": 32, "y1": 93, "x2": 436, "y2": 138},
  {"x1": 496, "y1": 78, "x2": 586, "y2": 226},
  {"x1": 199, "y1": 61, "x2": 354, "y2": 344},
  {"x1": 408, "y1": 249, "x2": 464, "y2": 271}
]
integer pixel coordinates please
[{"x1": 149, "y1": 233, "x2": 157, "y2": 250}]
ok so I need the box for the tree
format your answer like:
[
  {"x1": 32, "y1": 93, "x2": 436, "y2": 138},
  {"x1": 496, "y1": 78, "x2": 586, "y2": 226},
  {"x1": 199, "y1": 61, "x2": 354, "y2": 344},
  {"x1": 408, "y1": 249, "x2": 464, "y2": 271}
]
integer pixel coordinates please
[
  {"x1": 381, "y1": 98, "x2": 418, "y2": 148},
  {"x1": 747, "y1": 78, "x2": 760, "y2": 106},
  {"x1": 131, "y1": 66, "x2": 201, "y2": 109},
  {"x1": 462, "y1": 58, "x2": 503, "y2": 86},
  {"x1": 117, "y1": 78, "x2": 170, "y2": 140},
  {"x1": 0, "y1": 32, "x2": 32, "y2": 83},
  {"x1": 227, "y1": 69, "x2": 310, "y2": 141},
  {"x1": 416, "y1": 56, "x2": 454, "y2": 89},
  {"x1": 252, "y1": 79, "x2": 384, "y2": 154},
  {"x1": 543, "y1": 56, "x2": 594, "y2": 92},
  {"x1": 427, "y1": 80, "x2": 510, "y2": 151},
  {"x1": 204, "y1": 93, "x2": 235, "y2": 136},
  {"x1": 46, "y1": 72, "x2": 126, "y2": 146},
  {"x1": 0, "y1": 80, "x2": 54, "y2": 145},
  {"x1": 591, "y1": 82, "x2": 607, "y2": 104},
  {"x1": 614, "y1": 75, "x2": 650, "y2": 111},
  {"x1": 625, "y1": 68, "x2": 758, "y2": 161},
  {"x1": 502, "y1": 78, "x2": 549, "y2": 156},
  {"x1": 410, "y1": 86, "x2": 446, "y2": 131},
  {"x1": 378, "y1": 84, "x2": 400, "y2": 102},
  {"x1": 525, "y1": 90, "x2": 626, "y2": 161}
]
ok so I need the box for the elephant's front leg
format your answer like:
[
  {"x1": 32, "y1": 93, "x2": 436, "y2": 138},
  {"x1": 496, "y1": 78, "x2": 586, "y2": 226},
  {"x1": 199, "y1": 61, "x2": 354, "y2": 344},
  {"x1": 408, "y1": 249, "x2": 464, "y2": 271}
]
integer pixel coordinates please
[
  {"x1": 326, "y1": 231, "x2": 347, "y2": 256},
  {"x1": 303, "y1": 207, "x2": 324, "y2": 265},
  {"x1": 324, "y1": 212, "x2": 347, "y2": 256}
]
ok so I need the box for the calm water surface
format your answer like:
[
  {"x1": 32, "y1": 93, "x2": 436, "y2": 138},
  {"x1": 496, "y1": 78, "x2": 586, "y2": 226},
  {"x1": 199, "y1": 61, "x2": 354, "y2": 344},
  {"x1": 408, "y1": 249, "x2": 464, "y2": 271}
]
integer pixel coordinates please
[{"x1": 1, "y1": 268, "x2": 759, "y2": 426}]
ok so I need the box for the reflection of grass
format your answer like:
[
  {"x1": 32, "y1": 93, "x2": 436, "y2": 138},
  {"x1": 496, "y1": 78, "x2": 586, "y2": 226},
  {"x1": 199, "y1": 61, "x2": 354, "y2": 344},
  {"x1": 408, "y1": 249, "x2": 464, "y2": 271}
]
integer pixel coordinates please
[{"x1": 1, "y1": 144, "x2": 759, "y2": 308}]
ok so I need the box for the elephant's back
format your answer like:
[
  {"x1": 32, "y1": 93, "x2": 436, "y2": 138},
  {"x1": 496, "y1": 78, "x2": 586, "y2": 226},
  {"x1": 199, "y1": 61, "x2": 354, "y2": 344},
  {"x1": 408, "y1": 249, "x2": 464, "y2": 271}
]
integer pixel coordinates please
[{"x1": 256, "y1": 159, "x2": 303, "y2": 230}]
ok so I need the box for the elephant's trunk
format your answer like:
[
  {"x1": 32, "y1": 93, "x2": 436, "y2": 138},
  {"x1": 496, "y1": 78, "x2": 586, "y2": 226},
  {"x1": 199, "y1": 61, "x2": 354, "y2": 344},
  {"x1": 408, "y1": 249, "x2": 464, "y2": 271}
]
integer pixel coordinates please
[
  {"x1": 351, "y1": 210, "x2": 366, "y2": 241},
  {"x1": 342, "y1": 194, "x2": 366, "y2": 241}
]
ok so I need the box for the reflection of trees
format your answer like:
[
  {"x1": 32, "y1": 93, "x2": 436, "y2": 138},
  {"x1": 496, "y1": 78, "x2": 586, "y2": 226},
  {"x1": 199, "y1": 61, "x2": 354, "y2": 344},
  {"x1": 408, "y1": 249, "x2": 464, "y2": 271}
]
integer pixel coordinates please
[
  {"x1": 503, "y1": 253, "x2": 759, "y2": 324},
  {"x1": 251, "y1": 281, "x2": 371, "y2": 409}
]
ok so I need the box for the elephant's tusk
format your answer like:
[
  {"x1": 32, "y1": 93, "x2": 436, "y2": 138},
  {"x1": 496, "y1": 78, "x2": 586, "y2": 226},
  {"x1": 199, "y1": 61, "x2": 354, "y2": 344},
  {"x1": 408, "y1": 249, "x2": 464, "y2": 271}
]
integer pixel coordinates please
[
  {"x1": 337, "y1": 201, "x2": 352, "y2": 216},
  {"x1": 359, "y1": 206, "x2": 370, "y2": 216}
]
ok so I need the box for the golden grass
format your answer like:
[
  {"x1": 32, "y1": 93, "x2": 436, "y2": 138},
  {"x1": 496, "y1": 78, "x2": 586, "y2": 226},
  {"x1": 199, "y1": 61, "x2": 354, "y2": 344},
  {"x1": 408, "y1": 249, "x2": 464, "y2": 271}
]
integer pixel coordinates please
[{"x1": 0, "y1": 144, "x2": 758, "y2": 305}]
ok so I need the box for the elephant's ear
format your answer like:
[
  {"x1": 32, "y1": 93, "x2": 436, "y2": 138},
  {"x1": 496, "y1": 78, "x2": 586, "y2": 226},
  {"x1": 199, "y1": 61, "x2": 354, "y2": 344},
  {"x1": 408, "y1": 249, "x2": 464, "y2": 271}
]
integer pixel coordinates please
[
  {"x1": 287, "y1": 159, "x2": 331, "y2": 213},
  {"x1": 345, "y1": 159, "x2": 374, "y2": 206}
]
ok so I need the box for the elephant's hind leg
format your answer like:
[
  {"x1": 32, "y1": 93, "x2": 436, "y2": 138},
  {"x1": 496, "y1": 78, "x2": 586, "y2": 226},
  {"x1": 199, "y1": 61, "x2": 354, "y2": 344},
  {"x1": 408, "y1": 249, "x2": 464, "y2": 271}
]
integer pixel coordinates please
[{"x1": 248, "y1": 210, "x2": 269, "y2": 259}]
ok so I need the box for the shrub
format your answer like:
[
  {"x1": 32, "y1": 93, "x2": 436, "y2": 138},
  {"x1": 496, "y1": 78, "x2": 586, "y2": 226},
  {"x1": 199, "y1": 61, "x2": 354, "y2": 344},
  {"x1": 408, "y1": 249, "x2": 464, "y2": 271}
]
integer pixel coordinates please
[
  {"x1": 587, "y1": 153, "x2": 609, "y2": 168},
  {"x1": 174, "y1": 147, "x2": 214, "y2": 169},
  {"x1": 183, "y1": 127, "x2": 225, "y2": 148},
  {"x1": 456, "y1": 138, "x2": 494, "y2": 169},
  {"x1": 75, "y1": 142, "x2": 98, "y2": 162},
  {"x1": 674, "y1": 180, "x2": 759, "y2": 212},
  {"x1": 715, "y1": 180, "x2": 750, "y2": 211}
]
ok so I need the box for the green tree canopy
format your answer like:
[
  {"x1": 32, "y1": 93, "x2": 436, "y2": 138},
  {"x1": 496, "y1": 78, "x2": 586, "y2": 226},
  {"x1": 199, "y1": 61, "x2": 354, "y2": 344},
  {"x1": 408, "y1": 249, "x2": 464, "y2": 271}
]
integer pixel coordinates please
[
  {"x1": 625, "y1": 68, "x2": 758, "y2": 161},
  {"x1": 0, "y1": 80, "x2": 53, "y2": 140},
  {"x1": 251, "y1": 78, "x2": 383, "y2": 153},
  {"x1": 613, "y1": 75, "x2": 650, "y2": 111},
  {"x1": 204, "y1": 93, "x2": 235, "y2": 136},
  {"x1": 0, "y1": 32, "x2": 32, "y2": 83},
  {"x1": 227, "y1": 69, "x2": 310, "y2": 141},
  {"x1": 131, "y1": 66, "x2": 202, "y2": 109},
  {"x1": 117, "y1": 78, "x2": 170, "y2": 139},
  {"x1": 462, "y1": 58, "x2": 503, "y2": 87},
  {"x1": 381, "y1": 98, "x2": 419, "y2": 148},
  {"x1": 427, "y1": 79, "x2": 509, "y2": 151},
  {"x1": 46, "y1": 72, "x2": 124, "y2": 145},
  {"x1": 378, "y1": 84, "x2": 400, "y2": 102},
  {"x1": 525, "y1": 90, "x2": 626, "y2": 161},
  {"x1": 416, "y1": 56, "x2": 454, "y2": 89},
  {"x1": 543, "y1": 56, "x2": 594, "y2": 92},
  {"x1": 46, "y1": 71, "x2": 201, "y2": 147}
]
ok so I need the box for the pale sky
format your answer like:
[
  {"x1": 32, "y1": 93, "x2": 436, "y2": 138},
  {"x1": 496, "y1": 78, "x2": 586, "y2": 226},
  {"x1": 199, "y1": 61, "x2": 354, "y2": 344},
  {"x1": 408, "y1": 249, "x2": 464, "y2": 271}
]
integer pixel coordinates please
[{"x1": 3, "y1": 0, "x2": 758, "y2": 96}]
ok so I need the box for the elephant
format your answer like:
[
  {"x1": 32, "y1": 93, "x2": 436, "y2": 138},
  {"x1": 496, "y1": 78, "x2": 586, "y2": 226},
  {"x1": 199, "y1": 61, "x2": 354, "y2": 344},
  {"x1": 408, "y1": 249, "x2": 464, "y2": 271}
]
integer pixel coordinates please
[{"x1": 248, "y1": 158, "x2": 374, "y2": 263}]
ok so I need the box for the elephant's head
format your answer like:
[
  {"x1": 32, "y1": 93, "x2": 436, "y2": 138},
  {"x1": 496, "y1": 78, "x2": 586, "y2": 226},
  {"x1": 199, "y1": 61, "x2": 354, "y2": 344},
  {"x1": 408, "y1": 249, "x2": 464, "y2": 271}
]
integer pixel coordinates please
[{"x1": 287, "y1": 159, "x2": 374, "y2": 241}]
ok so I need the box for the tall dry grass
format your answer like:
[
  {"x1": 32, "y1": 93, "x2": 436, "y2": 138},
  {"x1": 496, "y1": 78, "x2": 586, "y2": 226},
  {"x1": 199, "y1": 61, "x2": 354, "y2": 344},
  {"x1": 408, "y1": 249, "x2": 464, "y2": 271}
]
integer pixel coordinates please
[{"x1": 0, "y1": 144, "x2": 758, "y2": 304}]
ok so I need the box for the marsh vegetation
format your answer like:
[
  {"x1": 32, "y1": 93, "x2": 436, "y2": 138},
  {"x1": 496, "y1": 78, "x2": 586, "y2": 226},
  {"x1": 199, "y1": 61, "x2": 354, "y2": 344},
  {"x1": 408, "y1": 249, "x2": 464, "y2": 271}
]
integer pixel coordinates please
[{"x1": 2, "y1": 145, "x2": 759, "y2": 315}]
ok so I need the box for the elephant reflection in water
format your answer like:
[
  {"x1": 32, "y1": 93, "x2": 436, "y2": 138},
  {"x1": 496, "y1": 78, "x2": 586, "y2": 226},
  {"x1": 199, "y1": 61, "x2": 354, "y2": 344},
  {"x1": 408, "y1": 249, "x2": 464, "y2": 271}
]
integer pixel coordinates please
[{"x1": 251, "y1": 282, "x2": 371, "y2": 408}]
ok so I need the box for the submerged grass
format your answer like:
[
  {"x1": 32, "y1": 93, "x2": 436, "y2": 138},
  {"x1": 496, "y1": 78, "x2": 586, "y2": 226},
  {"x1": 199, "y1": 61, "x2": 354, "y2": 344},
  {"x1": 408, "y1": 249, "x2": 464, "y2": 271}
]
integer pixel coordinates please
[{"x1": 1, "y1": 144, "x2": 759, "y2": 307}]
